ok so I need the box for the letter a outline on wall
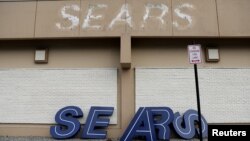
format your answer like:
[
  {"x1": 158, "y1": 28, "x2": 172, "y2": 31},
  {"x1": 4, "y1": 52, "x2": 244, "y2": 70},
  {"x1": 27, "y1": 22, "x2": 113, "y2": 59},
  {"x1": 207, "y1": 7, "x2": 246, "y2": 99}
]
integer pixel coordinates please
[{"x1": 108, "y1": 4, "x2": 132, "y2": 29}]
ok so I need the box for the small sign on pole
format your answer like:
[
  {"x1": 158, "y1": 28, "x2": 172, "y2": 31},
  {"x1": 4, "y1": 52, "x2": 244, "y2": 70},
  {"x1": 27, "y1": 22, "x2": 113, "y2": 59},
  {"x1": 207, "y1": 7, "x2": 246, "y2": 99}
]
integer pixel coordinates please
[
  {"x1": 188, "y1": 44, "x2": 203, "y2": 141},
  {"x1": 188, "y1": 44, "x2": 202, "y2": 64}
]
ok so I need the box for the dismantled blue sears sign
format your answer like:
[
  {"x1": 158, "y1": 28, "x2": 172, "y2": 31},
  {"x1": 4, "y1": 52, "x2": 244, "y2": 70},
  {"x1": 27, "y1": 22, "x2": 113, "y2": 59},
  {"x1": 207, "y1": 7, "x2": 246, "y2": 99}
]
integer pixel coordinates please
[{"x1": 50, "y1": 106, "x2": 208, "y2": 140}]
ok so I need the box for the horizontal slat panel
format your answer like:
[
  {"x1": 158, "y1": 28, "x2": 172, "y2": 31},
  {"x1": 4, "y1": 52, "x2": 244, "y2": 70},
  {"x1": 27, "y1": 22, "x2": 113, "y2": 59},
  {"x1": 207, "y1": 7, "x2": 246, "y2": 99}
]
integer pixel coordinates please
[
  {"x1": 136, "y1": 68, "x2": 250, "y2": 123},
  {"x1": 0, "y1": 69, "x2": 117, "y2": 124}
]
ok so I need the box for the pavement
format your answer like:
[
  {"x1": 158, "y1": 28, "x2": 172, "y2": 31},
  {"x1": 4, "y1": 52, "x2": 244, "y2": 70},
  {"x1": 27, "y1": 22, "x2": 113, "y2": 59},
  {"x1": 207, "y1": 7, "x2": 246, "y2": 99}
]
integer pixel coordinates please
[{"x1": 0, "y1": 136, "x2": 208, "y2": 141}]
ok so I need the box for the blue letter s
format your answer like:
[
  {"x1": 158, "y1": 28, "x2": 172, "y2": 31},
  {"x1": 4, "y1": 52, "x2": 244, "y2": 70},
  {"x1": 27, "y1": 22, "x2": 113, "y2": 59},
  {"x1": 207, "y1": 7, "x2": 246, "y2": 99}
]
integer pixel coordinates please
[
  {"x1": 173, "y1": 109, "x2": 208, "y2": 139},
  {"x1": 50, "y1": 106, "x2": 83, "y2": 139}
]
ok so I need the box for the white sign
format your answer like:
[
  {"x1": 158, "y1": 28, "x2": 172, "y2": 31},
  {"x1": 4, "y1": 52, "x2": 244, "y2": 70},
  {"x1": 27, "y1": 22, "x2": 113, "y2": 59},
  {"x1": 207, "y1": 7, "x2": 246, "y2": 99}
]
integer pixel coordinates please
[{"x1": 188, "y1": 44, "x2": 202, "y2": 64}]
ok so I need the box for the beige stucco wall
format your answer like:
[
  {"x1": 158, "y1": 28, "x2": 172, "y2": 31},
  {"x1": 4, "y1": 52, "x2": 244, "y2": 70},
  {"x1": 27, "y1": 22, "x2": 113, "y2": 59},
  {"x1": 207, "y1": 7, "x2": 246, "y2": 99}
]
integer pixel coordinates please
[
  {"x1": 0, "y1": 38, "x2": 250, "y2": 138},
  {"x1": 217, "y1": 0, "x2": 250, "y2": 36},
  {"x1": 0, "y1": 39, "x2": 120, "y2": 68},
  {"x1": 0, "y1": 0, "x2": 250, "y2": 38},
  {"x1": 0, "y1": 0, "x2": 250, "y2": 139},
  {"x1": 132, "y1": 38, "x2": 250, "y2": 68},
  {"x1": 0, "y1": 38, "x2": 123, "y2": 137},
  {"x1": 0, "y1": 1, "x2": 36, "y2": 38}
]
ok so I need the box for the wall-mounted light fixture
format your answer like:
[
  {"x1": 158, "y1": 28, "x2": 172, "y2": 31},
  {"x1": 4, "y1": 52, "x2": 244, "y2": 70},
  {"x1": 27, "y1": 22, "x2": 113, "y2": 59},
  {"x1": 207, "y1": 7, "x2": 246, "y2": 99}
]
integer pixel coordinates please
[
  {"x1": 35, "y1": 48, "x2": 48, "y2": 63},
  {"x1": 205, "y1": 47, "x2": 220, "y2": 62}
]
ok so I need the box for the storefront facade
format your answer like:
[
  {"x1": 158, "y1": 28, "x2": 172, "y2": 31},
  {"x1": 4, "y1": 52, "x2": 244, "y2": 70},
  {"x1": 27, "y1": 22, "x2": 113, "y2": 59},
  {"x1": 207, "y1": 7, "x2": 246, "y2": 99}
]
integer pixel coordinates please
[{"x1": 0, "y1": 0, "x2": 250, "y2": 140}]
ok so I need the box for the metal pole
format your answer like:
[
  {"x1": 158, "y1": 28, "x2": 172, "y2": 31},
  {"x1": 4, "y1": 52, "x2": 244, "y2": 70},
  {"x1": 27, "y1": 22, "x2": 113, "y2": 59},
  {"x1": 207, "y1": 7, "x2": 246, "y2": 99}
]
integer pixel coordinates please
[{"x1": 194, "y1": 64, "x2": 203, "y2": 141}]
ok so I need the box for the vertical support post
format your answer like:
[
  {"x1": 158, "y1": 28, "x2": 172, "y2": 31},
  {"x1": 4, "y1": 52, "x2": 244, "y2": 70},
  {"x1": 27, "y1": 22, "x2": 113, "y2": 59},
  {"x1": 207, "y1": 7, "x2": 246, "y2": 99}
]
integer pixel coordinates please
[
  {"x1": 120, "y1": 33, "x2": 131, "y2": 69},
  {"x1": 194, "y1": 64, "x2": 203, "y2": 141}
]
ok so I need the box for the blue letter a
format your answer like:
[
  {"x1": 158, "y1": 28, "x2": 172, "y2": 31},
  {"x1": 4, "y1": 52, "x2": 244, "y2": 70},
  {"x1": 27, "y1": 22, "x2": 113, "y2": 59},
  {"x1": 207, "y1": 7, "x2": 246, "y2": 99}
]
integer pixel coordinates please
[{"x1": 120, "y1": 107, "x2": 156, "y2": 141}]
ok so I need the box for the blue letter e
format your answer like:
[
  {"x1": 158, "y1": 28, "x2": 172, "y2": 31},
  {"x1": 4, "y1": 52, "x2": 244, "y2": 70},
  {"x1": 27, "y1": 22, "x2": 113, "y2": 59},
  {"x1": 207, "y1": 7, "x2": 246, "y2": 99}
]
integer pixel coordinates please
[
  {"x1": 50, "y1": 106, "x2": 83, "y2": 139},
  {"x1": 81, "y1": 106, "x2": 114, "y2": 139}
]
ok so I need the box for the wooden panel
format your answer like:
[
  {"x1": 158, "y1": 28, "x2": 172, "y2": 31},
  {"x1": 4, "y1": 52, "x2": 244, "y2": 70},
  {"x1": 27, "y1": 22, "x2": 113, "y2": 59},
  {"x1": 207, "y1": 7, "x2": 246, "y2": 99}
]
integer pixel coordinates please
[{"x1": 0, "y1": 1, "x2": 36, "y2": 38}]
